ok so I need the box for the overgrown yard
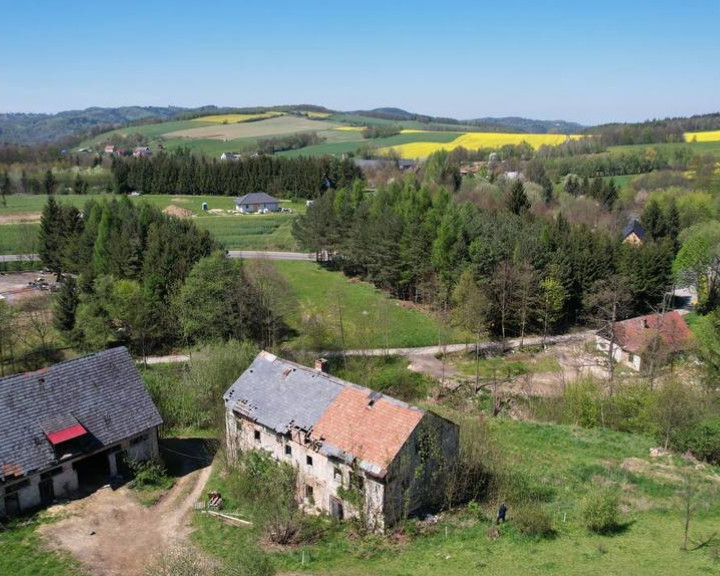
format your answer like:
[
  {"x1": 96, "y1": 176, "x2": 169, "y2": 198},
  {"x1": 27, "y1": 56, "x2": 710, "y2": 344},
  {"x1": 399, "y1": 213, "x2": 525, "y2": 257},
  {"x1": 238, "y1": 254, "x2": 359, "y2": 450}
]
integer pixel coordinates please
[
  {"x1": 193, "y1": 419, "x2": 720, "y2": 576},
  {"x1": 273, "y1": 261, "x2": 467, "y2": 349}
]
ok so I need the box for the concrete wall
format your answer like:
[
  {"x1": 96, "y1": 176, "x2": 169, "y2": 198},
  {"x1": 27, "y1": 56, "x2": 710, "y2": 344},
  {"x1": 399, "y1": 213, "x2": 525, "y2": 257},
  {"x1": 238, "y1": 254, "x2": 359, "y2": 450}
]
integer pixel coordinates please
[
  {"x1": 596, "y1": 335, "x2": 642, "y2": 371},
  {"x1": 226, "y1": 410, "x2": 385, "y2": 527},
  {"x1": 383, "y1": 412, "x2": 459, "y2": 527},
  {"x1": 122, "y1": 428, "x2": 160, "y2": 462},
  {"x1": 1, "y1": 461, "x2": 79, "y2": 517},
  {"x1": 226, "y1": 409, "x2": 459, "y2": 531}
]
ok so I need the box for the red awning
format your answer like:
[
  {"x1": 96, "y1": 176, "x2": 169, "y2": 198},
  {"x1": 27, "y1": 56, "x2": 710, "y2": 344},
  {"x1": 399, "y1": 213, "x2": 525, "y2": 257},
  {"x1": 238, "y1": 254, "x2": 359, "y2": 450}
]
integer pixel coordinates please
[{"x1": 46, "y1": 423, "x2": 87, "y2": 445}]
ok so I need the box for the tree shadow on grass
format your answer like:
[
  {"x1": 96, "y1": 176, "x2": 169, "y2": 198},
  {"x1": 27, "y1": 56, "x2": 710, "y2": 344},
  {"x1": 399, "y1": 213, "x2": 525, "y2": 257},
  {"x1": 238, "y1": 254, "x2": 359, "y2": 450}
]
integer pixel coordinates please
[{"x1": 592, "y1": 519, "x2": 635, "y2": 537}]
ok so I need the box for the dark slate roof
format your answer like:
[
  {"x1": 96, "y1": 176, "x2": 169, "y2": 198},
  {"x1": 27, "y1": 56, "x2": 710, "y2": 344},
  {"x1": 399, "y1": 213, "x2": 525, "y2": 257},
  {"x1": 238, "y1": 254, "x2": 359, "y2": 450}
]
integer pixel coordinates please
[
  {"x1": 622, "y1": 219, "x2": 646, "y2": 240},
  {"x1": 223, "y1": 351, "x2": 343, "y2": 434},
  {"x1": 235, "y1": 192, "x2": 280, "y2": 206},
  {"x1": 0, "y1": 347, "x2": 162, "y2": 482}
]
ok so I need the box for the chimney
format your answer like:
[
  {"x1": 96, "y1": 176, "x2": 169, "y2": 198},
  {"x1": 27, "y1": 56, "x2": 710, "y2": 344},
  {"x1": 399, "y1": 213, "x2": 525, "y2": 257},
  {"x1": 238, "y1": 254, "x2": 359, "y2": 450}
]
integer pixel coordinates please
[{"x1": 315, "y1": 358, "x2": 329, "y2": 373}]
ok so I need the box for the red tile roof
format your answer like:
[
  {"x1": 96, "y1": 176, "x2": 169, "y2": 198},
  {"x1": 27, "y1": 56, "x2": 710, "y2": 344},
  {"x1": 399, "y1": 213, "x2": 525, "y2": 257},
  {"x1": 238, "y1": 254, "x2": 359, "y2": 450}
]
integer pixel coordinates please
[
  {"x1": 310, "y1": 387, "x2": 424, "y2": 476},
  {"x1": 612, "y1": 311, "x2": 694, "y2": 354}
]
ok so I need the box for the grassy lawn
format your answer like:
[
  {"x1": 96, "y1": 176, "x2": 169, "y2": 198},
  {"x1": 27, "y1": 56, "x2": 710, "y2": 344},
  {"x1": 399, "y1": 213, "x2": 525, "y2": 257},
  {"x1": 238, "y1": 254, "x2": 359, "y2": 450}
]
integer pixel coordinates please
[
  {"x1": 0, "y1": 223, "x2": 40, "y2": 254},
  {"x1": 0, "y1": 518, "x2": 86, "y2": 576},
  {"x1": 0, "y1": 194, "x2": 305, "y2": 254},
  {"x1": 452, "y1": 353, "x2": 561, "y2": 378},
  {"x1": 193, "y1": 418, "x2": 720, "y2": 576},
  {"x1": 273, "y1": 261, "x2": 466, "y2": 349}
]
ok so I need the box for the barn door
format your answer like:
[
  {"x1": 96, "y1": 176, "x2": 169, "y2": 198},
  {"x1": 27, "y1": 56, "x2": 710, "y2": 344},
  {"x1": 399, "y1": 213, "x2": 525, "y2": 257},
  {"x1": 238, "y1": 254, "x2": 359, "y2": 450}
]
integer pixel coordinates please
[
  {"x1": 4, "y1": 493, "x2": 20, "y2": 517},
  {"x1": 39, "y1": 478, "x2": 55, "y2": 505}
]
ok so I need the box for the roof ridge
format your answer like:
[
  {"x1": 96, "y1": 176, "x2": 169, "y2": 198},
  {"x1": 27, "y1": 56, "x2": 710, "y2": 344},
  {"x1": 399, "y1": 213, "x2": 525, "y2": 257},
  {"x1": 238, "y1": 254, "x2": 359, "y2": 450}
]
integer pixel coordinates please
[
  {"x1": 0, "y1": 346, "x2": 129, "y2": 385},
  {"x1": 258, "y1": 351, "x2": 425, "y2": 414}
]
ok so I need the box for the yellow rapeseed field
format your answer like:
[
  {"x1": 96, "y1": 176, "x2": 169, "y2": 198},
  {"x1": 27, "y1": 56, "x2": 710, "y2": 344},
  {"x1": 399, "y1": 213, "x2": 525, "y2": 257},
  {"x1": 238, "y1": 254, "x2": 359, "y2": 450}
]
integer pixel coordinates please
[
  {"x1": 193, "y1": 112, "x2": 283, "y2": 124},
  {"x1": 684, "y1": 130, "x2": 720, "y2": 143},
  {"x1": 303, "y1": 111, "x2": 331, "y2": 118},
  {"x1": 335, "y1": 126, "x2": 365, "y2": 131},
  {"x1": 380, "y1": 132, "x2": 581, "y2": 158}
]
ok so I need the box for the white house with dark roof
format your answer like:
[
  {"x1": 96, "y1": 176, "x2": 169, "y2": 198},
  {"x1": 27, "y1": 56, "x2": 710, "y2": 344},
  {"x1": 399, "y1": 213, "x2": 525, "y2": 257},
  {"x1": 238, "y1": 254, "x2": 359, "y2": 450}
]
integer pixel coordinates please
[
  {"x1": 234, "y1": 192, "x2": 280, "y2": 213},
  {"x1": 224, "y1": 351, "x2": 459, "y2": 531},
  {"x1": 0, "y1": 347, "x2": 162, "y2": 517}
]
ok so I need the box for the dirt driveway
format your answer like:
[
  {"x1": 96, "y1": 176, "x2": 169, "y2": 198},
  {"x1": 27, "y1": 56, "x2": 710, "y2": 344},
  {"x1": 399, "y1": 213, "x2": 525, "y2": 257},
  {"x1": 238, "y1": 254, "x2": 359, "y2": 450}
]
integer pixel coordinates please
[{"x1": 39, "y1": 442, "x2": 215, "y2": 576}]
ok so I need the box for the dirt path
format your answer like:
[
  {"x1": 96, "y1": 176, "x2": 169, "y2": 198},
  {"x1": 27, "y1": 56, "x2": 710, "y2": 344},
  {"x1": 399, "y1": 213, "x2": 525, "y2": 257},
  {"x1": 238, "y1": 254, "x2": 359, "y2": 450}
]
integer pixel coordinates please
[{"x1": 38, "y1": 464, "x2": 212, "y2": 576}]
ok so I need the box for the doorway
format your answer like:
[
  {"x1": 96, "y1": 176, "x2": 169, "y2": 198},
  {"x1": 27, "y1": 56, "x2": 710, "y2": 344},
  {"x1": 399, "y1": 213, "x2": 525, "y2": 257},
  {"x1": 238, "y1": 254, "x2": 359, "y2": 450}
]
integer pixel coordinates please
[
  {"x1": 39, "y1": 477, "x2": 55, "y2": 505},
  {"x1": 330, "y1": 496, "x2": 344, "y2": 520},
  {"x1": 73, "y1": 450, "x2": 111, "y2": 490}
]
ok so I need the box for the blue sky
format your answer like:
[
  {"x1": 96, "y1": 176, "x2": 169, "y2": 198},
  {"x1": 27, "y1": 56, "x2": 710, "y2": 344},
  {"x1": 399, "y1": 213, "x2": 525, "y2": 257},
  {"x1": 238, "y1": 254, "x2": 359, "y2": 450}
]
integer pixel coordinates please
[{"x1": 1, "y1": 0, "x2": 718, "y2": 124}]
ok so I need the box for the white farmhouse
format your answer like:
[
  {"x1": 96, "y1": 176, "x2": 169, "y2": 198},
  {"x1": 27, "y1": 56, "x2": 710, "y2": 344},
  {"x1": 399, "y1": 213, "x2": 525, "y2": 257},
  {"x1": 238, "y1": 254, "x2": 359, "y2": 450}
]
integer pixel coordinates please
[{"x1": 0, "y1": 348, "x2": 162, "y2": 517}]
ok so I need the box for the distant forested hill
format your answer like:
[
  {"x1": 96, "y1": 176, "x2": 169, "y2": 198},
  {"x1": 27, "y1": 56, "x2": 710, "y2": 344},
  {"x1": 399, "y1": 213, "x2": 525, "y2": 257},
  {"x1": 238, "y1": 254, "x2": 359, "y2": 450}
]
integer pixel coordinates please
[{"x1": 0, "y1": 106, "x2": 193, "y2": 145}]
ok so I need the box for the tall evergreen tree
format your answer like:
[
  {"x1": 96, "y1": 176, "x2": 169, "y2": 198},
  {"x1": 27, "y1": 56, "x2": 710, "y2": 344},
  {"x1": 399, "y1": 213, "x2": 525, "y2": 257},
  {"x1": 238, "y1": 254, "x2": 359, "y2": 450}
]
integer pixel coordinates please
[
  {"x1": 507, "y1": 179, "x2": 531, "y2": 215},
  {"x1": 642, "y1": 199, "x2": 666, "y2": 240},
  {"x1": 54, "y1": 276, "x2": 79, "y2": 335},
  {"x1": 0, "y1": 171, "x2": 10, "y2": 207},
  {"x1": 38, "y1": 196, "x2": 63, "y2": 279},
  {"x1": 92, "y1": 206, "x2": 112, "y2": 276},
  {"x1": 73, "y1": 172, "x2": 88, "y2": 194},
  {"x1": 43, "y1": 169, "x2": 57, "y2": 195}
]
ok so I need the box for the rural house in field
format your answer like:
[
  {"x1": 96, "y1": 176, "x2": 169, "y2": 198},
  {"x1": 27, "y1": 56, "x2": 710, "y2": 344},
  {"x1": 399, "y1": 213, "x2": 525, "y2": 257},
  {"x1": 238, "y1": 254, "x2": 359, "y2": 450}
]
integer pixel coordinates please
[
  {"x1": 234, "y1": 192, "x2": 280, "y2": 213},
  {"x1": 0, "y1": 347, "x2": 162, "y2": 518},
  {"x1": 224, "y1": 352, "x2": 459, "y2": 531},
  {"x1": 622, "y1": 219, "x2": 647, "y2": 245},
  {"x1": 220, "y1": 152, "x2": 240, "y2": 161},
  {"x1": 133, "y1": 146, "x2": 152, "y2": 158},
  {"x1": 595, "y1": 310, "x2": 694, "y2": 371}
]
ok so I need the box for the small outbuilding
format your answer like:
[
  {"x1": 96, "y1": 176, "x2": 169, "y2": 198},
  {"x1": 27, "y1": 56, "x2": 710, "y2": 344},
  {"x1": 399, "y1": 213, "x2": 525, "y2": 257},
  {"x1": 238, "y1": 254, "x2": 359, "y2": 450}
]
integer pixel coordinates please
[
  {"x1": 622, "y1": 219, "x2": 647, "y2": 245},
  {"x1": 224, "y1": 351, "x2": 459, "y2": 531},
  {"x1": 0, "y1": 347, "x2": 163, "y2": 517},
  {"x1": 234, "y1": 192, "x2": 281, "y2": 214}
]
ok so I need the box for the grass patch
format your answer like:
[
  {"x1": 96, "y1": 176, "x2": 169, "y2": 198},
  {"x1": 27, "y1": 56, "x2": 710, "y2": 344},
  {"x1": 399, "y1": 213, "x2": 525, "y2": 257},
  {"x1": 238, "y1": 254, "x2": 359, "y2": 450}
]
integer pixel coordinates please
[
  {"x1": 0, "y1": 517, "x2": 87, "y2": 576},
  {"x1": 453, "y1": 354, "x2": 560, "y2": 378},
  {"x1": 273, "y1": 261, "x2": 465, "y2": 349},
  {"x1": 193, "y1": 418, "x2": 720, "y2": 576}
]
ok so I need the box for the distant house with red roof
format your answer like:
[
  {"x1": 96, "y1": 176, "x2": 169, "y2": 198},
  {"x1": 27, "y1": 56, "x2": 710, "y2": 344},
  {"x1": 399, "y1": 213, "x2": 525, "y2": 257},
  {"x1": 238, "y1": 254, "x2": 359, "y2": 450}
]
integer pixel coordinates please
[
  {"x1": 223, "y1": 351, "x2": 459, "y2": 531},
  {"x1": 595, "y1": 310, "x2": 694, "y2": 371}
]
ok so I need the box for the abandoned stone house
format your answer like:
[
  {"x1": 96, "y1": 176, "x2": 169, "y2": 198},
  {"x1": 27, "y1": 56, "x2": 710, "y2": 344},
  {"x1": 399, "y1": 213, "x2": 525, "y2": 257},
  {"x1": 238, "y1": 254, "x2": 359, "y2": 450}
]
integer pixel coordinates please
[
  {"x1": 0, "y1": 347, "x2": 163, "y2": 518},
  {"x1": 595, "y1": 310, "x2": 694, "y2": 371},
  {"x1": 224, "y1": 351, "x2": 459, "y2": 530}
]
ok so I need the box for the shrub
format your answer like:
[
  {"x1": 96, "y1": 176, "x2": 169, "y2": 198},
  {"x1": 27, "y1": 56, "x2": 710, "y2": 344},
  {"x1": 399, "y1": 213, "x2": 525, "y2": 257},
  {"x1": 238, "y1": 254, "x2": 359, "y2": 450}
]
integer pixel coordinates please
[
  {"x1": 496, "y1": 469, "x2": 555, "y2": 505},
  {"x1": 582, "y1": 488, "x2": 621, "y2": 534},
  {"x1": 226, "y1": 450, "x2": 302, "y2": 545},
  {"x1": 674, "y1": 416, "x2": 720, "y2": 464},
  {"x1": 513, "y1": 503, "x2": 555, "y2": 538},
  {"x1": 128, "y1": 458, "x2": 171, "y2": 489}
]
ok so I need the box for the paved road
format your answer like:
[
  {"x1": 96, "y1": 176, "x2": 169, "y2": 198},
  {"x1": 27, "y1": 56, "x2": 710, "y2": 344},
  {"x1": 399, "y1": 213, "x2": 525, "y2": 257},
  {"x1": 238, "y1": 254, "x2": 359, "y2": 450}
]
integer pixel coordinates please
[
  {"x1": 227, "y1": 250, "x2": 315, "y2": 261},
  {"x1": 0, "y1": 251, "x2": 315, "y2": 263},
  {"x1": 0, "y1": 254, "x2": 39, "y2": 262},
  {"x1": 328, "y1": 332, "x2": 593, "y2": 358},
  {"x1": 143, "y1": 332, "x2": 594, "y2": 365}
]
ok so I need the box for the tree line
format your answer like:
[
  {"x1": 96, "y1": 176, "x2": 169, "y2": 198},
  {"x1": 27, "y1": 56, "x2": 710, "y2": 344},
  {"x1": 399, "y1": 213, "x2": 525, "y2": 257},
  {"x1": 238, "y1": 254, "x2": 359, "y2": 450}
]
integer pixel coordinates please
[
  {"x1": 111, "y1": 149, "x2": 362, "y2": 199},
  {"x1": 292, "y1": 180, "x2": 676, "y2": 342},
  {"x1": 31, "y1": 196, "x2": 288, "y2": 362}
]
